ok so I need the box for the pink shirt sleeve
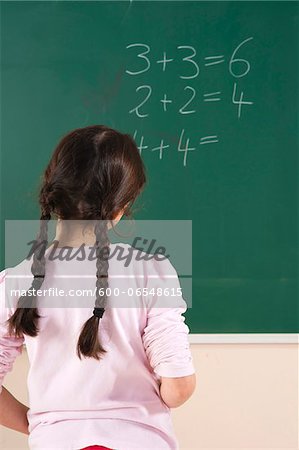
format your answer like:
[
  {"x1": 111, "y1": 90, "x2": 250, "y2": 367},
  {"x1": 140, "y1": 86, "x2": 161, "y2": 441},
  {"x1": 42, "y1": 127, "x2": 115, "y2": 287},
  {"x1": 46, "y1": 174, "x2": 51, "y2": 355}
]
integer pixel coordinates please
[
  {"x1": 0, "y1": 270, "x2": 25, "y2": 394},
  {"x1": 142, "y1": 257, "x2": 195, "y2": 378}
]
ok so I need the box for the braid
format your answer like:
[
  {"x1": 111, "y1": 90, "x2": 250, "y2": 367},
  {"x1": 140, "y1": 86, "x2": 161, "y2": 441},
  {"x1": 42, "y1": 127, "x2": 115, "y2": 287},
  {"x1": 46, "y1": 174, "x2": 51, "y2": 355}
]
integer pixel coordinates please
[
  {"x1": 76, "y1": 219, "x2": 110, "y2": 360},
  {"x1": 93, "y1": 220, "x2": 110, "y2": 318},
  {"x1": 30, "y1": 210, "x2": 51, "y2": 292},
  {"x1": 7, "y1": 208, "x2": 51, "y2": 337}
]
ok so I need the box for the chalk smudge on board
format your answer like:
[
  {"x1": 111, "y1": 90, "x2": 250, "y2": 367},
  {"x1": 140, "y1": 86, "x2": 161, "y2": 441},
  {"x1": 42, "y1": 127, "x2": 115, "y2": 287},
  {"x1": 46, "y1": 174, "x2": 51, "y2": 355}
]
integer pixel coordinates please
[{"x1": 120, "y1": 0, "x2": 133, "y2": 25}]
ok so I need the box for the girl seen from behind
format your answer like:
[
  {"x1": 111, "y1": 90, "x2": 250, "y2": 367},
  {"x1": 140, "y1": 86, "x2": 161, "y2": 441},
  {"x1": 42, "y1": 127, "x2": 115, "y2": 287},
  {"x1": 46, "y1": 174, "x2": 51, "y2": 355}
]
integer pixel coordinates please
[{"x1": 0, "y1": 125, "x2": 196, "y2": 450}]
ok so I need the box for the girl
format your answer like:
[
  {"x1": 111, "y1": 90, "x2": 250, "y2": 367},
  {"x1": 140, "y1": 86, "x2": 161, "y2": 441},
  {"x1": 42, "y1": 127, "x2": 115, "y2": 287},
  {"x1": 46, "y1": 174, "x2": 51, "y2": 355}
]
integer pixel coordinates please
[{"x1": 0, "y1": 125, "x2": 196, "y2": 449}]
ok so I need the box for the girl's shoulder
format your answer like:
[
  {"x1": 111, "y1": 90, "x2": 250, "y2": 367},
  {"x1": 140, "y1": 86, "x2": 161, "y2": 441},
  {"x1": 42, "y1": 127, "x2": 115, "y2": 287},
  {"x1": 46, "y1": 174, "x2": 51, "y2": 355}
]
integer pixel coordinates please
[
  {"x1": 0, "y1": 258, "x2": 32, "y2": 309},
  {"x1": 110, "y1": 241, "x2": 177, "y2": 278}
]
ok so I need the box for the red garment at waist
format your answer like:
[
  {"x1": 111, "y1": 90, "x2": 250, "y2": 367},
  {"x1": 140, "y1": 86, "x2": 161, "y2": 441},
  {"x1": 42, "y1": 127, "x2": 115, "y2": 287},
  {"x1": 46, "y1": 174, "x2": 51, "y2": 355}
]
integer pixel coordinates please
[{"x1": 80, "y1": 446, "x2": 113, "y2": 450}]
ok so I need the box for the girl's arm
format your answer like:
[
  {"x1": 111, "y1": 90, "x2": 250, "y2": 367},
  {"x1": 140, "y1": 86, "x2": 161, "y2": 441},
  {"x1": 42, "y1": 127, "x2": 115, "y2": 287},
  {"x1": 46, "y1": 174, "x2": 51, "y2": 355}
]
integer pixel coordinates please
[
  {"x1": 0, "y1": 386, "x2": 29, "y2": 435},
  {"x1": 159, "y1": 374, "x2": 196, "y2": 408},
  {"x1": 142, "y1": 257, "x2": 196, "y2": 408},
  {"x1": 0, "y1": 269, "x2": 28, "y2": 434}
]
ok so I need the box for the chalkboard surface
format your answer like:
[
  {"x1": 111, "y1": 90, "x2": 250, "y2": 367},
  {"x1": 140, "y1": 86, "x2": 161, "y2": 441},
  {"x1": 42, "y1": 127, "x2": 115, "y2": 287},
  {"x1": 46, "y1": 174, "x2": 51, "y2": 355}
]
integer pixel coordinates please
[{"x1": 1, "y1": 1, "x2": 298, "y2": 333}]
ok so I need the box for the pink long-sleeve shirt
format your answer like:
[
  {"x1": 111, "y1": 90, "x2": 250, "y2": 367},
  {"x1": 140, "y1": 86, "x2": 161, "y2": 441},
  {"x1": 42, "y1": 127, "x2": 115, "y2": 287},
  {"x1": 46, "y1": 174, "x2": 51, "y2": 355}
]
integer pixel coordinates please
[{"x1": 0, "y1": 242, "x2": 195, "y2": 450}]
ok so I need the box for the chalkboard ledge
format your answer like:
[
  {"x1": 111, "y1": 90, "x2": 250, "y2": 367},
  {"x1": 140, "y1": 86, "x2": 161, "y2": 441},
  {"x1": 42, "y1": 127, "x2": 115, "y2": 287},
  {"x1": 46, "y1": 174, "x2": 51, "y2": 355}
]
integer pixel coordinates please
[{"x1": 188, "y1": 334, "x2": 298, "y2": 344}]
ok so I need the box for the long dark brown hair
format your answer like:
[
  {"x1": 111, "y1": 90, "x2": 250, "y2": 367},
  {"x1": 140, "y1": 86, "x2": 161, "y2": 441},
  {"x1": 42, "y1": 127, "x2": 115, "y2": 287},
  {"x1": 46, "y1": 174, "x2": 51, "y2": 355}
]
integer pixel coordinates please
[{"x1": 6, "y1": 125, "x2": 146, "y2": 360}]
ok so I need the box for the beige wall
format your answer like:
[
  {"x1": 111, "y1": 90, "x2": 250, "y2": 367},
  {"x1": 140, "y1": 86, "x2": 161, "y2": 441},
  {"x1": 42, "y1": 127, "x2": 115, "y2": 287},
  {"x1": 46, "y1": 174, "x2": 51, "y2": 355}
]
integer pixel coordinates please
[{"x1": 0, "y1": 344, "x2": 298, "y2": 450}]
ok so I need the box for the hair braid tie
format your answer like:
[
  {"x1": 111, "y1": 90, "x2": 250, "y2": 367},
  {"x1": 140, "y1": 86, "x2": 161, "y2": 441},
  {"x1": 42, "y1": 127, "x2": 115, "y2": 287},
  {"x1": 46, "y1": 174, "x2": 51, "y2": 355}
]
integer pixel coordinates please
[{"x1": 93, "y1": 307, "x2": 105, "y2": 318}]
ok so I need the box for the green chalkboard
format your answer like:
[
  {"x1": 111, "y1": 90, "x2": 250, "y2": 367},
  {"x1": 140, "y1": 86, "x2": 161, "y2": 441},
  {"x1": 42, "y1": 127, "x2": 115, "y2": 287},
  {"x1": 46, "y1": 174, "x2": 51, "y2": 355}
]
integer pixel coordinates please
[{"x1": 1, "y1": 1, "x2": 298, "y2": 333}]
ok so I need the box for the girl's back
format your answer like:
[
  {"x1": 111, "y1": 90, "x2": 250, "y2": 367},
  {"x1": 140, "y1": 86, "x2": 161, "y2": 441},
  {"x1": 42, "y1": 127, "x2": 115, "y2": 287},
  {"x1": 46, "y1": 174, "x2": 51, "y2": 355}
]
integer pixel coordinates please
[{"x1": 1, "y1": 242, "x2": 194, "y2": 449}]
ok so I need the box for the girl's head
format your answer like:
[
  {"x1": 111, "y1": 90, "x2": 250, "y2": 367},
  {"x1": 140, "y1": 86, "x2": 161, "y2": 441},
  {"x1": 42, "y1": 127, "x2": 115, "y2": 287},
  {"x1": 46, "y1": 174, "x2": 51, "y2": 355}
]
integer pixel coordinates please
[
  {"x1": 40, "y1": 125, "x2": 146, "y2": 221},
  {"x1": 7, "y1": 125, "x2": 146, "y2": 360}
]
